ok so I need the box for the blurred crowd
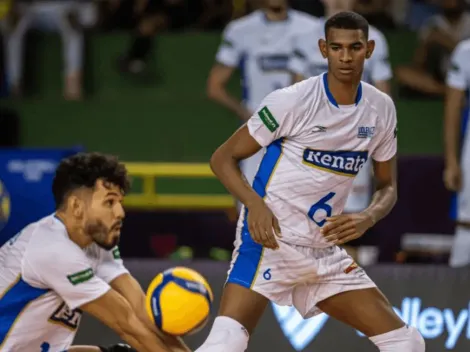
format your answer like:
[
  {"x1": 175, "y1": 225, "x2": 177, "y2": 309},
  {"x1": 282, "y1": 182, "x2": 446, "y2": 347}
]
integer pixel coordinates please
[{"x1": 0, "y1": 0, "x2": 469, "y2": 99}]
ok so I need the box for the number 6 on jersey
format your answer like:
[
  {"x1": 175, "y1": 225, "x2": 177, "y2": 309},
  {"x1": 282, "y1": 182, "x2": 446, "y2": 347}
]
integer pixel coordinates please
[{"x1": 308, "y1": 192, "x2": 336, "y2": 227}]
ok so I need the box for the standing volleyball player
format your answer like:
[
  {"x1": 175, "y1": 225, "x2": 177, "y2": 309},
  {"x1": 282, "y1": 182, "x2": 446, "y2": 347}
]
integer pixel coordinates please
[
  {"x1": 207, "y1": 0, "x2": 319, "y2": 187},
  {"x1": 443, "y1": 38, "x2": 470, "y2": 267},
  {"x1": 197, "y1": 12, "x2": 425, "y2": 352},
  {"x1": 0, "y1": 153, "x2": 189, "y2": 352},
  {"x1": 289, "y1": 0, "x2": 393, "y2": 218}
]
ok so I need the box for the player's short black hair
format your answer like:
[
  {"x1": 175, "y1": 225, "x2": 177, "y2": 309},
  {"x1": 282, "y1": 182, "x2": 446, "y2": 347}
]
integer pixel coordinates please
[
  {"x1": 324, "y1": 11, "x2": 369, "y2": 40},
  {"x1": 52, "y1": 152, "x2": 130, "y2": 209}
]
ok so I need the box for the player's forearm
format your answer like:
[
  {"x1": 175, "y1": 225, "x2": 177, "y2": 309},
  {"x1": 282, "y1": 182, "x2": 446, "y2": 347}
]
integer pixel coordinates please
[
  {"x1": 66, "y1": 347, "x2": 101, "y2": 352},
  {"x1": 116, "y1": 313, "x2": 172, "y2": 352},
  {"x1": 210, "y1": 148, "x2": 263, "y2": 208},
  {"x1": 444, "y1": 107, "x2": 462, "y2": 167},
  {"x1": 208, "y1": 88, "x2": 249, "y2": 119},
  {"x1": 364, "y1": 183, "x2": 397, "y2": 225}
]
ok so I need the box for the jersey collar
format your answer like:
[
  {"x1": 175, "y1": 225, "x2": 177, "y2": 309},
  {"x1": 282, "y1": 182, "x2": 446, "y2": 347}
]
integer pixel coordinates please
[
  {"x1": 322, "y1": 73, "x2": 362, "y2": 108},
  {"x1": 261, "y1": 9, "x2": 291, "y2": 23}
]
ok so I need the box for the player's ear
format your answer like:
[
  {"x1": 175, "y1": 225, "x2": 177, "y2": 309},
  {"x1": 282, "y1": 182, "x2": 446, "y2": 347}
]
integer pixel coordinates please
[
  {"x1": 365, "y1": 40, "x2": 375, "y2": 59},
  {"x1": 319, "y1": 38, "x2": 327, "y2": 59},
  {"x1": 69, "y1": 194, "x2": 85, "y2": 219}
]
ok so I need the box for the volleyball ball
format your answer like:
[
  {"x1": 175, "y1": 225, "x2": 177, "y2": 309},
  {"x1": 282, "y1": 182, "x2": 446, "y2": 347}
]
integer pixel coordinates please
[{"x1": 145, "y1": 266, "x2": 214, "y2": 336}]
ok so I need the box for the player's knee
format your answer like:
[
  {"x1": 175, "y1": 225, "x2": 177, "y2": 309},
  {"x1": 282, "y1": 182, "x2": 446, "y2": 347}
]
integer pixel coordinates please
[
  {"x1": 370, "y1": 325, "x2": 425, "y2": 352},
  {"x1": 195, "y1": 316, "x2": 249, "y2": 352}
]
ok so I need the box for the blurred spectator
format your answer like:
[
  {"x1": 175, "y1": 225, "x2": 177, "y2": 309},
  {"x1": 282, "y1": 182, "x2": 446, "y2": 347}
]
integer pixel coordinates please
[
  {"x1": 3, "y1": 0, "x2": 85, "y2": 100},
  {"x1": 354, "y1": 0, "x2": 396, "y2": 29},
  {"x1": 190, "y1": 0, "x2": 231, "y2": 30},
  {"x1": 395, "y1": 0, "x2": 470, "y2": 99},
  {"x1": 107, "y1": 0, "x2": 185, "y2": 77}
]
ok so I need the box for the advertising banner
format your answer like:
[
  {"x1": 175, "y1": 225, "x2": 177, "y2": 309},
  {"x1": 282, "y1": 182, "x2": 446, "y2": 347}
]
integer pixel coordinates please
[
  {"x1": 75, "y1": 261, "x2": 470, "y2": 352},
  {"x1": 0, "y1": 147, "x2": 82, "y2": 246}
]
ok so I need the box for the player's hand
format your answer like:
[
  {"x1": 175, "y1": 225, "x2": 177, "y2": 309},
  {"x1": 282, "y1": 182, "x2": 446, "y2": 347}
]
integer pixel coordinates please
[
  {"x1": 321, "y1": 213, "x2": 374, "y2": 245},
  {"x1": 247, "y1": 199, "x2": 282, "y2": 250},
  {"x1": 443, "y1": 163, "x2": 462, "y2": 192}
]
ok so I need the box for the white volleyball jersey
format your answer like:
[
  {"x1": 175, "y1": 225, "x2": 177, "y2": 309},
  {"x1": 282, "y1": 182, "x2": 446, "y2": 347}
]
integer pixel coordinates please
[
  {"x1": 289, "y1": 19, "x2": 392, "y2": 84},
  {"x1": 447, "y1": 39, "x2": 470, "y2": 123},
  {"x1": 0, "y1": 214, "x2": 128, "y2": 352},
  {"x1": 238, "y1": 73, "x2": 397, "y2": 247},
  {"x1": 215, "y1": 9, "x2": 320, "y2": 112}
]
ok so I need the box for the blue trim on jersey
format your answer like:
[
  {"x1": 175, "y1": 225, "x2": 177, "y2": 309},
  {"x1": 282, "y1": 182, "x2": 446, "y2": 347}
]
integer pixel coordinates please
[
  {"x1": 450, "y1": 104, "x2": 470, "y2": 220},
  {"x1": 239, "y1": 53, "x2": 249, "y2": 107},
  {"x1": 322, "y1": 73, "x2": 362, "y2": 108},
  {"x1": 0, "y1": 277, "x2": 49, "y2": 346},
  {"x1": 227, "y1": 139, "x2": 283, "y2": 288}
]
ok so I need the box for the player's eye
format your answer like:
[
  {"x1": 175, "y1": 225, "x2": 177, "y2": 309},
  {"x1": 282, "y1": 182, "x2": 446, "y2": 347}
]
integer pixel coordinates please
[{"x1": 105, "y1": 199, "x2": 114, "y2": 207}]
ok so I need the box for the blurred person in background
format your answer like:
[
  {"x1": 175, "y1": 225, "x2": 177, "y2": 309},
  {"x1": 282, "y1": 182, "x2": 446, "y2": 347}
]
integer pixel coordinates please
[
  {"x1": 108, "y1": 0, "x2": 185, "y2": 77},
  {"x1": 443, "y1": 38, "x2": 470, "y2": 267},
  {"x1": 206, "y1": 0, "x2": 320, "y2": 189},
  {"x1": 289, "y1": 1, "x2": 393, "y2": 261},
  {"x1": 395, "y1": 0, "x2": 470, "y2": 99},
  {"x1": 189, "y1": 0, "x2": 232, "y2": 30},
  {"x1": 4, "y1": 0, "x2": 85, "y2": 100},
  {"x1": 354, "y1": 0, "x2": 396, "y2": 29}
]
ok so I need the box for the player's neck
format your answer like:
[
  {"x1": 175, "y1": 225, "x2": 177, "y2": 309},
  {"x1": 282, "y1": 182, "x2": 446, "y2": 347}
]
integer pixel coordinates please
[
  {"x1": 55, "y1": 211, "x2": 93, "y2": 248},
  {"x1": 326, "y1": 73, "x2": 361, "y2": 105},
  {"x1": 264, "y1": 9, "x2": 288, "y2": 21}
]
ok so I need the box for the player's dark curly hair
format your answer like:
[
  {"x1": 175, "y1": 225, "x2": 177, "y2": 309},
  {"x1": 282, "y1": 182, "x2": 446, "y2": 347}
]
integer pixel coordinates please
[
  {"x1": 52, "y1": 152, "x2": 130, "y2": 209},
  {"x1": 324, "y1": 11, "x2": 369, "y2": 40}
]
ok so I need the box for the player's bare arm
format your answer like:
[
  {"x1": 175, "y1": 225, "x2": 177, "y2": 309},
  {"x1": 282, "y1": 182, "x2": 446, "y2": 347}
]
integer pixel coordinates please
[
  {"x1": 80, "y1": 289, "x2": 172, "y2": 352},
  {"x1": 207, "y1": 63, "x2": 251, "y2": 121},
  {"x1": 322, "y1": 156, "x2": 397, "y2": 245},
  {"x1": 110, "y1": 273, "x2": 191, "y2": 352},
  {"x1": 210, "y1": 125, "x2": 281, "y2": 249},
  {"x1": 443, "y1": 86, "x2": 465, "y2": 191}
]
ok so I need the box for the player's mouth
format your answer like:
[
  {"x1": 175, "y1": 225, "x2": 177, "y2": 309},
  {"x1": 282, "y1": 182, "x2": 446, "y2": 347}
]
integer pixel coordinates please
[{"x1": 339, "y1": 68, "x2": 354, "y2": 74}]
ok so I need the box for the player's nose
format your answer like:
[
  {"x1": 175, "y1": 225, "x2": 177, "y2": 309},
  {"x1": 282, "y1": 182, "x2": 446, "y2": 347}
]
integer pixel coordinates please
[
  {"x1": 340, "y1": 50, "x2": 353, "y2": 62},
  {"x1": 114, "y1": 203, "x2": 125, "y2": 220}
]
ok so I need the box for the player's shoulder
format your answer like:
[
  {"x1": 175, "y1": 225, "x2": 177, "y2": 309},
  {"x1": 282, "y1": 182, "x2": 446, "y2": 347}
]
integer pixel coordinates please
[
  {"x1": 361, "y1": 81, "x2": 394, "y2": 111},
  {"x1": 25, "y1": 215, "x2": 81, "y2": 261},
  {"x1": 290, "y1": 10, "x2": 321, "y2": 29},
  {"x1": 267, "y1": 75, "x2": 322, "y2": 115},
  {"x1": 454, "y1": 39, "x2": 470, "y2": 57},
  {"x1": 223, "y1": 10, "x2": 264, "y2": 34}
]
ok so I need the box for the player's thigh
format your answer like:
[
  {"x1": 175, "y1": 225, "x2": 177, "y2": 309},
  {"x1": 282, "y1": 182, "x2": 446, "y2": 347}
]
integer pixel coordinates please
[
  {"x1": 218, "y1": 282, "x2": 269, "y2": 335},
  {"x1": 316, "y1": 287, "x2": 404, "y2": 337}
]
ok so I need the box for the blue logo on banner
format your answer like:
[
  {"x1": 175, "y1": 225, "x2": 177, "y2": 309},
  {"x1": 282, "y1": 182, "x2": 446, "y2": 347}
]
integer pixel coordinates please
[{"x1": 0, "y1": 148, "x2": 82, "y2": 247}]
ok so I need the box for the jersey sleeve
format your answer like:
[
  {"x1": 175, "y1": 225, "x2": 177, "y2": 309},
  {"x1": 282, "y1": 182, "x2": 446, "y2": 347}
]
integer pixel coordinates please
[
  {"x1": 96, "y1": 246, "x2": 129, "y2": 284},
  {"x1": 370, "y1": 33, "x2": 392, "y2": 83},
  {"x1": 22, "y1": 243, "x2": 110, "y2": 310},
  {"x1": 446, "y1": 42, "x2": 468, "y2": 90},
  {"x1": 215, "y1": 22, "x2": 243, "y2": 68},
  {"x1": 371, "y1": 95, "x2": 398, "y2": 162},
  {"x1": 247, "y1": 88, "x2": 302, "y2": 147}
]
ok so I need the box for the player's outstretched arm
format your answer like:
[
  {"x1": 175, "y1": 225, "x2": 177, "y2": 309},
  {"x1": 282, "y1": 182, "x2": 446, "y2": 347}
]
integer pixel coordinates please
[
  {"x1": 80, "y1": 289, "x2": 173, "y2": 352},
  {"x1": 110, "y1": 273, "x2": 191, "y2": 352}
]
